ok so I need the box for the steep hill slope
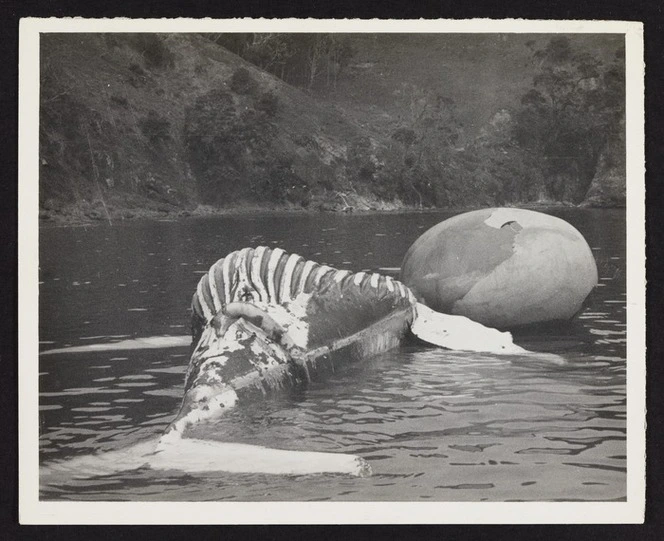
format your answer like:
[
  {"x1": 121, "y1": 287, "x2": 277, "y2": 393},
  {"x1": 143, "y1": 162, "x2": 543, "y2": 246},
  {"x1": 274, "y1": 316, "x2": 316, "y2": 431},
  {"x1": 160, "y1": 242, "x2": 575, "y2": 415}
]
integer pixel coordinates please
[
  {"x1": 38, "y1": 33, "x2": 625, "y2": 223},
  {"x1": 39, "y1": 33, "x2": 401, "y2": 222}
]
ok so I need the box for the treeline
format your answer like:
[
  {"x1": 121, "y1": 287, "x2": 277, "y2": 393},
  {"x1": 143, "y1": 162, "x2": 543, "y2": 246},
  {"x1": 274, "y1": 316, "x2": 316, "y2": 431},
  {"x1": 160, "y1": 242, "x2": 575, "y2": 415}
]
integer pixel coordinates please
[
  {"x1": 38, "y1": 34, "x2": 626, "y2": 223},
  {"x1": 356, "y1": 36, "x2": 625, "y2": 207},
  {"x1": 205, "y1": 33, "x2": 356, "y2": 89},
  {"x1": 513, "y1": 37, "x2": 625, "y2": 203},
  {"x1": 207, "y1": 34, "x2": 626, "y2": 207}
]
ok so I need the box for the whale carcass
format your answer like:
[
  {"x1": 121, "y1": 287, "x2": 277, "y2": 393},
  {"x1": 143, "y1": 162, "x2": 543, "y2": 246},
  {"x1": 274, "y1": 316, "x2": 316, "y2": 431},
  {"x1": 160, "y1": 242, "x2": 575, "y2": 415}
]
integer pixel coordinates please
[
  {"x1": 40, "y1": 246, "x2": 558, "y2": 479},
  {"x1": 401, "y1": 208, "x2": 598, "y2": 329},
  {"x1": 167, "y1": 246, "x2": 533, "y2": 441}
]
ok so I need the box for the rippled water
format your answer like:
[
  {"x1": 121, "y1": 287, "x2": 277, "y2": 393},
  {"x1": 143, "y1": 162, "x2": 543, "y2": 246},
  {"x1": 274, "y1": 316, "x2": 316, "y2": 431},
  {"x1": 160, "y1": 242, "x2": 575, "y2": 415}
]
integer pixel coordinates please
[{"x1": 38, "y1": 208, "x2": 626, "y2": 501}]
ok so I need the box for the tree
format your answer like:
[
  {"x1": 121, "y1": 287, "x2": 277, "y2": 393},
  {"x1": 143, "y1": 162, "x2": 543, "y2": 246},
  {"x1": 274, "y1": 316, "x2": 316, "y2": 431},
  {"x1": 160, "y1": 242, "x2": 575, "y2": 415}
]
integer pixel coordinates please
[
  {"x1": 387, "y1": 84, "x2": 464, "y2": 206},
  {"x1": 205, "y1": 33, "x2": 355, "y2": 90},
  {"x1": 513, "y1": 37, "x2": 625, "y2": 202}
]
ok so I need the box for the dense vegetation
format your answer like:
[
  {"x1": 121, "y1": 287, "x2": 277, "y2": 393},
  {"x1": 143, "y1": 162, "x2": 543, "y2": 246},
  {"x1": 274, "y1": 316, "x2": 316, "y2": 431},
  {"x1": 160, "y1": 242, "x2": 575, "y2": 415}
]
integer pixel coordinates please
[
  {"x1": 207, "y1": 33, "x2": 356, "y2": 90},
  {"x1": 38, "y1": 33, "x2": 625, "y2": 223}
]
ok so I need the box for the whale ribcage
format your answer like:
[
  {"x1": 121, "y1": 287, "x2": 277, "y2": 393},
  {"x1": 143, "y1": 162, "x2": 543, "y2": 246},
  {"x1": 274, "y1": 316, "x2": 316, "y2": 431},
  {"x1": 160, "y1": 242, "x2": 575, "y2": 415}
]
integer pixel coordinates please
[{"x1": 191, "y1": 247, "x2": 416, "y2": 349}]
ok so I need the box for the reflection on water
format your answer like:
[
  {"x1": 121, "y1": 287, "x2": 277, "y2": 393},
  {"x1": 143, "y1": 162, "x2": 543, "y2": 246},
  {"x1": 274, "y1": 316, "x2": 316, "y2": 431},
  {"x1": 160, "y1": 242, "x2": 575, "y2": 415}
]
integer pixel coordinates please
[{"x1": 38, "y1": 208, "x2": 626, "y2": 501}]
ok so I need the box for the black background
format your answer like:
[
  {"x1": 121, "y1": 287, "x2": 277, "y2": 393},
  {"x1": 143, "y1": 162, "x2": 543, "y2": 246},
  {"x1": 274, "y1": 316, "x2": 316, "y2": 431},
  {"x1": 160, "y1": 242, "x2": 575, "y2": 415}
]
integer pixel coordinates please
[{"x1": 1, "y1": 0, "x2": 661, "y2": 539}]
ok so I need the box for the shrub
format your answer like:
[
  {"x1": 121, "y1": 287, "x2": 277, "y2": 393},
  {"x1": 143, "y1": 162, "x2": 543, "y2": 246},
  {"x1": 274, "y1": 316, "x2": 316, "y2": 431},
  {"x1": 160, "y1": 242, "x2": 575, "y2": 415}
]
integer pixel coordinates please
[
  {"x1": 230, "y1": 67, "x2": 258, "y2": 95},
  {"x1": 391, "y1": 127, "x2": 417, "y2": 146},
  {"x1": 110, "y1": 95, "x2": 128, "y2": 108},
  {"x1": 257, "y1": 90, "x2": 279, "y2": 117},
  {"x1": 184, "y1": 90, "x2": 236, "y2": 144},
  {"x1": 129, "y1": 63, "x2": 146, "y2": 76},
  {"x1": 127, "y1": 34, "x2": 175, "y2": 70},
  {"x1": 261, "y1": 159, "x2": 301, "y2": 202},
  {"x1": 138, "y1": 111, "x2": 171, "y2": 144}
]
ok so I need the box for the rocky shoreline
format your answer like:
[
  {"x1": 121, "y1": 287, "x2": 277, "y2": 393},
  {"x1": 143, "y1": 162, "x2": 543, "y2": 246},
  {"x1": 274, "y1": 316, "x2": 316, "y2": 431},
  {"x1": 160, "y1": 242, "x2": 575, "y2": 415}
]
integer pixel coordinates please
[{"x1": 38, "y1": 196, "x2": 625, "y2": 227}]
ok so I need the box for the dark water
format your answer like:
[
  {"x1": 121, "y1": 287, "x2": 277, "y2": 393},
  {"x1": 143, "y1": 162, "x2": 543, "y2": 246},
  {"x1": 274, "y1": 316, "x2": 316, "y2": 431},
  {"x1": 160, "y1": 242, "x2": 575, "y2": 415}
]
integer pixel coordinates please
[{"x1": 38, "y1": 208, "x2": 626, "y2": 501}]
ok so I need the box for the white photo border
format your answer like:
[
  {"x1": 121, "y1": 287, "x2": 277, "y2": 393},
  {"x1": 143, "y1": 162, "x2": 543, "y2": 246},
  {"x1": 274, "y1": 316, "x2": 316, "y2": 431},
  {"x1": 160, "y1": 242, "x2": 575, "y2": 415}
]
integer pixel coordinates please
[{"x1": 18, "y1": 17, "x2": 646, "y2": 524}]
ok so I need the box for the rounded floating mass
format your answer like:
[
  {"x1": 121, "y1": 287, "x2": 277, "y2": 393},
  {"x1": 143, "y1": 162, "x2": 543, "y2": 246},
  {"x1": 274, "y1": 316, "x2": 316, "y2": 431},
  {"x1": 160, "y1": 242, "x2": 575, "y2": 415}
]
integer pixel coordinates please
[{"x1": 401, "y1": 208, "x2": 598, "y2": 329}]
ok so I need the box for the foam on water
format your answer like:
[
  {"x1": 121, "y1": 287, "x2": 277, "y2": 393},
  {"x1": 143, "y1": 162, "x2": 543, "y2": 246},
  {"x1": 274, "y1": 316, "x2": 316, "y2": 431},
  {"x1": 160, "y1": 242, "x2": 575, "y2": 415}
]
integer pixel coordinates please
[{"x1": 41, "y1": 335, "x2": 191, "y2": 355}]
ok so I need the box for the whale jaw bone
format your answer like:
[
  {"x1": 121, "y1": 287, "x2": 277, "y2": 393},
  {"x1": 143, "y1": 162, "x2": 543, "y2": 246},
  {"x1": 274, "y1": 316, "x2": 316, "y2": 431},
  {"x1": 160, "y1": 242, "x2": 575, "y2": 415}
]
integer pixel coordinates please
[
  {"x1": 40, "y1": 431, "x2": 372, "y2": 481},
  {"x1": 150, "y1": 437, "x2": 372, "y2": 477}
]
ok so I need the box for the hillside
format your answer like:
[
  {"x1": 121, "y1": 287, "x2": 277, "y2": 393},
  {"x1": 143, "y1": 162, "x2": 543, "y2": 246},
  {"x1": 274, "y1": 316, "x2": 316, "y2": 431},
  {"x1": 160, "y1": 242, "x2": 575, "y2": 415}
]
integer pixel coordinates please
[
  {"x1": 40, "y1": 33, "x2": 393, "y2": 222},
  {"x1": 38, "y1": 33, "x2": 626, "y2": 223},
  {"x1": 321, "y1": 33, "x2": 622, "y2": 139}
]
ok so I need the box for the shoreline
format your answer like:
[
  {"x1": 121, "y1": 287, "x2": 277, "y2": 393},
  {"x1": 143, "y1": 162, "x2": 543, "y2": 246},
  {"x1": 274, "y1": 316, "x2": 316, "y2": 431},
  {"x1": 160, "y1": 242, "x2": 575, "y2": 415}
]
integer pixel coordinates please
[{"x1": 37, "y1": 200, "x2": 626, "y2": 228}]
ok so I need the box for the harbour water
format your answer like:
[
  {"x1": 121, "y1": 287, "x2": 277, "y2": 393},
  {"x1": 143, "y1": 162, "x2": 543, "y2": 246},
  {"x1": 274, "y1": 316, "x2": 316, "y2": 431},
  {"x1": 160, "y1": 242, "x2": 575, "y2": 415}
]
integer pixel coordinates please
[{"x1": 38, "y1": 208, "x2": 626, "y2": 501}]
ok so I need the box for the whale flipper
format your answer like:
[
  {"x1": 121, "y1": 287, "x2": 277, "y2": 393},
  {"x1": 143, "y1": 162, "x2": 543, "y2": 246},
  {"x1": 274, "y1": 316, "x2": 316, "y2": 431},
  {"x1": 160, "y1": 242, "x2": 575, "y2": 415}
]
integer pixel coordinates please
[
  {"x1": 411, "y1": 303, "x2": 566, "y2": 364},
  {"x1": 411, "y1": 302, "x2": 527, "y2": 354}
]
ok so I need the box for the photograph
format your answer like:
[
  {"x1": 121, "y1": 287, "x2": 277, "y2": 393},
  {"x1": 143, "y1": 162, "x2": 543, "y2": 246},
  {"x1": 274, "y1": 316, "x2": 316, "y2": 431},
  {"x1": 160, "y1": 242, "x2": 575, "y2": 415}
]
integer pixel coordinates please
[{"x1": 18, "y1": 18, "x2": 645, "y2": 524}]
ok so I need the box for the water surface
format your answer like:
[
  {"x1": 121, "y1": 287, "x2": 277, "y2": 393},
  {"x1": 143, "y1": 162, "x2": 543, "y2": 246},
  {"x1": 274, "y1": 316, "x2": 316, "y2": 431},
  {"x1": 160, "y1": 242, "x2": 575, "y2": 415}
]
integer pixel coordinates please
[{"x1": 38, "y1": 208, "x2": 626, "y2": 501}]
